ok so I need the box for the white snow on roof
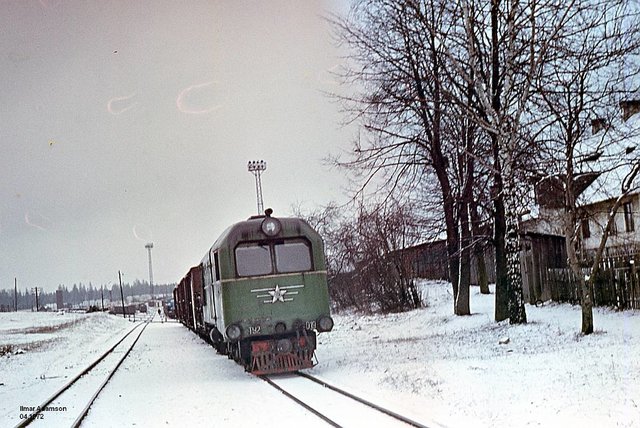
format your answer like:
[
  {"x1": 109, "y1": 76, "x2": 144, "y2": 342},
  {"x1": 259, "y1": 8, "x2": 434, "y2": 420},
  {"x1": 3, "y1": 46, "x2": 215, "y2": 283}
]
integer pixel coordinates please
[{"x1": 578, "y1": 111, "x2": 640, "y2": 205}]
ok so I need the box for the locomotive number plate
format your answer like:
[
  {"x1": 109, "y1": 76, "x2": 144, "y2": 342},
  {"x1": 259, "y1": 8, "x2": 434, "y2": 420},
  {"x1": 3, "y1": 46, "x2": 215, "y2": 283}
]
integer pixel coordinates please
[
  {"x1": 248, "y1": 325, "x2": 261, "y2": 335},
  {"x1": 305, "y1": 320, "x2": 316, "y2": 330}
]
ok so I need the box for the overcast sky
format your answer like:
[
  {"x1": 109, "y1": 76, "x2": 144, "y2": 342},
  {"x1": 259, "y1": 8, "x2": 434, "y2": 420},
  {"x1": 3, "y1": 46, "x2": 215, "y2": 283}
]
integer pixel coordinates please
[{"x1": 1, "y1": 0, "x2": 354, "y2": 293}]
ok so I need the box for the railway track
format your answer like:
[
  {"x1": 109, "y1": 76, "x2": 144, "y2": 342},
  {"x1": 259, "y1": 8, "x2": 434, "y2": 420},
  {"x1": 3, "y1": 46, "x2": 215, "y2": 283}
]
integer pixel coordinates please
[
  {"x1": 15, "y1": 318, "x2": 151, "y2": 428},
  {"x1": 260, "y1": 371, "x2": 437, "y2": 428}
]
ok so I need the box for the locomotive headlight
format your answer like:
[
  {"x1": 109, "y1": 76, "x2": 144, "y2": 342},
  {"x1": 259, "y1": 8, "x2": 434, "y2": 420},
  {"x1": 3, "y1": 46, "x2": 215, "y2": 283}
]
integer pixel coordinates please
[
  {"x1": 317, "y1": 315, "x2": 334, "y2": 332},
  {"x1": 275, "y1": 338, "x2": 292, "y2": 354},
  {"x1": 226, "y1": 324, "x2": 242, "y2": 341},
  {"x1": 261, "y1": 217, "x2": 281, "y2": 236},
  {"x1": 275, "y1": 322, "x2": 287, "y2": 334}
]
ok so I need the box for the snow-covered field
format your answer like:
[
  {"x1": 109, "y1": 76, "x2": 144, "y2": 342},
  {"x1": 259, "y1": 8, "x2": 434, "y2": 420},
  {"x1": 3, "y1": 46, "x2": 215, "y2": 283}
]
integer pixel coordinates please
[
  {"x1": 1, "y1": 281, "x2": 638, "y2": 427},
  {"x1": 314, "y1": 282, "x2": 640, "y2": 427}
]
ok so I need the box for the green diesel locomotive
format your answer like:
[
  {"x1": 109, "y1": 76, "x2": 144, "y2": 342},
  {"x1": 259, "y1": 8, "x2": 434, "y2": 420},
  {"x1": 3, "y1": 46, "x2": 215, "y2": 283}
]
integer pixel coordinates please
[{"x1": 174, "y1": 210, "x2": 334, "y2": 374}]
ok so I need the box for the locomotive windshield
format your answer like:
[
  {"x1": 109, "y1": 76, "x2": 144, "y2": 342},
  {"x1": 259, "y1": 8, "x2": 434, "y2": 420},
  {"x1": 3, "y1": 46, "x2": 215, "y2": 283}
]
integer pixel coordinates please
[
  {"x1": 235, "y1": 244, "x2": 272, "y2": 276},
  {"x1": 274, "y1": 239, "x2": 312, "y2": 273},
  {"x1": 235, "y1": 238, "x2": 312, "y2": 277}
]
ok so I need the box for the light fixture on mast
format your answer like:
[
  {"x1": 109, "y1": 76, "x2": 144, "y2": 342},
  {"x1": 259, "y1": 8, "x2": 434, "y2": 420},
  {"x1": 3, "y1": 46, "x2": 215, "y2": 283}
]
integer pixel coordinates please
[
  {"x1": 247, "y1": 160, "x2": 267, "y2": 214},
  {"x1": 145, "y1": 242, "x2": 154, "y2": 299}
]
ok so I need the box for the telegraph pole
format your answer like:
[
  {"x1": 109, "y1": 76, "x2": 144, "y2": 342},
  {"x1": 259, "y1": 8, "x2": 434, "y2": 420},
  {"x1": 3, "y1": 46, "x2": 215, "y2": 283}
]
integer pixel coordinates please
[{"x1": 14, "y1": 278, "x2": 17, "y2": 312}]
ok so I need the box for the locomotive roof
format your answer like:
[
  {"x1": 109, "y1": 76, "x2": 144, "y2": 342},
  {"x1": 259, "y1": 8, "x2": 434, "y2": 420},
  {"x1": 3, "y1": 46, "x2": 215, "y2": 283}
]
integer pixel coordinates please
[{"x1": 207, "y1": 215, "x2": 321, "y2": 254}]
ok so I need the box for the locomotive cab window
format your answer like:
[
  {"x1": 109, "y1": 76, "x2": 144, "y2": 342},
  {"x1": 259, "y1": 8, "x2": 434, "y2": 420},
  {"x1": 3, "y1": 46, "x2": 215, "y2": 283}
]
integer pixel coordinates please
[
  {"x1": 213, "y1": 251, "x2": 221, "y2": 281},
  {"x1": 235, "y1": 243, "x2": 272, "y2": 276},
  {"x1": 274, "y1": 239, "x2": 312, "y2": 273},
  {"x1": 235, "y1": 238, "x2": 313, "y2": 277}
]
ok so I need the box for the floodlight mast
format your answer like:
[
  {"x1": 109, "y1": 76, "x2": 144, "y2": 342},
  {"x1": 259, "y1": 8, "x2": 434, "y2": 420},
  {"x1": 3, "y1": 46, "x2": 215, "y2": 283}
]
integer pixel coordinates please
[
  {"x1": 247, "y1": 160, "x2": 267, "y2": 214},
  {"x1": 145, "y1": 243, "x2": 154, "y2": 299}
]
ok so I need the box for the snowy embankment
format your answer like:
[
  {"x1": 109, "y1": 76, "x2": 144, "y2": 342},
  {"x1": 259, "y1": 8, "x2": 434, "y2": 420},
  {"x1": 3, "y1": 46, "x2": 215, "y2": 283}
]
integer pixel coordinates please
[
  {"x1": 313, "y1": 281, "x2": 640, "y2": 427},
  {"x1": 0, "y1": 282, "x2": 638, "y2": 427}
]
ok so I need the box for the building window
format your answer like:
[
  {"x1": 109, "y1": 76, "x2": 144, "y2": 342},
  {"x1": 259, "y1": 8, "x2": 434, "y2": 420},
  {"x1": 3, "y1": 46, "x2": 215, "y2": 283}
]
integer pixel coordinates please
[
  {"x1": 624, "y1": 202, "x2": 635, "y2": 232},
  {"x1": 581, "y1": 218, "x2": 591, "y2": 239}
]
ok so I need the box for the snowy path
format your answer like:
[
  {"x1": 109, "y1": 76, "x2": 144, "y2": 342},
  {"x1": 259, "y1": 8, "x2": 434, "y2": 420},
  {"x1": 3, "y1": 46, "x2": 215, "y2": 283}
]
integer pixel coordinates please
[{"x1": 83, "y1": 321, "x2": 331, "y2": 427}]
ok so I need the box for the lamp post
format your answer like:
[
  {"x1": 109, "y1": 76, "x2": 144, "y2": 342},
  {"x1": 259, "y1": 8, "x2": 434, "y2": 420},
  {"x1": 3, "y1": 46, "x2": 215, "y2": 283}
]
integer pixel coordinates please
[
  {"x1": 31, "y1": 287, "x2": 39, "y2": 312},
  {"x1": 118, "y1": 270, "x2": 126, "y2": 319},
  {"x1": 145, "y1": 242, "x2": 154, "y2": 299},
  {"x1": 247, "y1": 160, "x2": 267, "y2": 215}
]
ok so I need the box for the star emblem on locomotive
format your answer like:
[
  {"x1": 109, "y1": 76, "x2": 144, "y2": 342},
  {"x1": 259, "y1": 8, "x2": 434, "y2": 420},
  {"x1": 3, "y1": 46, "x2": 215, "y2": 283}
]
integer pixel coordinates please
[
  {"x1": 251, "y1": 284, "x2": 304, "y2": 304},
  {"x1": 268, "y1": 285, "x2": 287, "y2": 303}
]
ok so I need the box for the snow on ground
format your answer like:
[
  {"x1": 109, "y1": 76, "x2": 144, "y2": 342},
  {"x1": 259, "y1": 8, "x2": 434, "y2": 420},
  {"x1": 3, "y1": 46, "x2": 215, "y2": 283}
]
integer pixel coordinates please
[
  {"x1": 84, "y1": 321, "x2": 330, "y2": 428},
  {"x1": 313, "y1": 281, "x2": 640, "y2": 427},
  {"x1": 0, "y1": 282, "x2": 638, "y2": 427},
  {"x1": 0, "y1": 311, "x2": 133, "y2": 425}
]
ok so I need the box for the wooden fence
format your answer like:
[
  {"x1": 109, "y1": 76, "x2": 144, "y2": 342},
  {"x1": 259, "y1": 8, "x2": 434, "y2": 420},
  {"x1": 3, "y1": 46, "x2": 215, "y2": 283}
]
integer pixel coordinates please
[{"x1": 546, "y1": 255, "x2": 640, "y2": 310}]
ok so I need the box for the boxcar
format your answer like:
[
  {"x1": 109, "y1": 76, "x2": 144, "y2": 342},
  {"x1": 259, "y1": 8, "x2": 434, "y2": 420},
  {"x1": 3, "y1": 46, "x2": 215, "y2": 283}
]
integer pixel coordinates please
[{"x1": 174, "y1": 265, "x2": 205, "y2": 333}]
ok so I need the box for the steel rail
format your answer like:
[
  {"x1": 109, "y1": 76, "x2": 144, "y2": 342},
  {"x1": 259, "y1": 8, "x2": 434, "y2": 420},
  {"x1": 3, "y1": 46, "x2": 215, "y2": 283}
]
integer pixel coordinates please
[
  {"x1": 15, "y1": 319, "x2": 150, "y2": 428},
  {"x1": 259, "y1": 375, "x2": 342, "y2": 428},
  {"x1": 262, "y1": 371, "x2": 435, "y2": 428},
  {"x1": 295, "y1": 371, "x2": 433, "y2": 428},
  {"x1": 71, "y1": 319, "x2": 150, "y2": 427}
]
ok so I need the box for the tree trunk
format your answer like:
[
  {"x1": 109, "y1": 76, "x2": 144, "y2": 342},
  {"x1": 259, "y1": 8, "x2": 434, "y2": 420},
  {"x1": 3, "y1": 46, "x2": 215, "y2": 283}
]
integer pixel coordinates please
[
  {"x1": 490, "y1": 0, "x2": 509, "y2": 322},
  {"x1": 565, "y1": 210, "x2": 594, "y2": 335},
  {"x1": 581, "y1": 280, "x2": 594, "y2": 334},
  {"x1": 567, "y1": 240, "x2": 594, "y2": 335},
  {"x1": 476, "y1": 249, "x2": 490, "y2": 294},
  {"x1": 470, "y1": 202, "x2": 490, "y2": 294},
  {"x1": 493, "y1": 175, "x2": 509, "y2": 321},
  {"x1": 456, "y1": 99, "x2": 475, "y2": 316},
  {"x1": 503, "y1": 171, "x2": 527, "y2": 324},
  {"x1": 456, "y1": 201, "x2": 472, "y2": 315},
  {"x1": 445, "y1": 195, "x2": 460, "y2": 308},
  {"x1": 505, "y1": 211, "x2": 527, "y2": 324}
]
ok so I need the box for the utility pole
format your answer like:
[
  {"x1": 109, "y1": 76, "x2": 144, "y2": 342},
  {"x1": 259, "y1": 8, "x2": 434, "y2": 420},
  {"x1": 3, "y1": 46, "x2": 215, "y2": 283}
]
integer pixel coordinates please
[
  {"x1": 32, "y1": 287, "x2": 39, "y2": 312},
  {"x1": 14, "y1": 278, "x2": 17, "y2": 312},
  {"x1": 247, "y1": 160, "x2": 267, "y2": 214},
  {"x1": 145, "y1": 243, "x2": 154, "y2": 299},
  {"x1": 101, "y1": 286, "x2": 105, "y2": 311},
  {"x1": 119, "y1": 270, "x2": 126, "y2": 319}
]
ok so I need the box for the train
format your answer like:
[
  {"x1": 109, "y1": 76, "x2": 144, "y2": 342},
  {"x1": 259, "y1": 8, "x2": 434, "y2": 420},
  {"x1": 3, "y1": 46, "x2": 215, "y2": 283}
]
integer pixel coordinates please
[{"x1": 173, "y1": 209, "x2": 334, "y2": 375}]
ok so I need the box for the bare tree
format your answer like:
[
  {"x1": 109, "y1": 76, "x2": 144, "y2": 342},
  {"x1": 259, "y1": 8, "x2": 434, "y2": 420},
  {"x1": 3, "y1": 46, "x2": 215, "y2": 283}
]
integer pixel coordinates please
[
  {"x1": 331, "y1": 0, "x2": 486, "y2": 315},
  {"x1": 426, "y1": 0, "x2": 593, "y2": 323},
  {"x1": 533, "y1": 0, "x2": 640, "y2": 334},
  {"x1": 298, "y1": 200, "x2": 425, "y2": 312},
  {"x1": 331, "y1": 0, "x2": 640, "y2": 328}
]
